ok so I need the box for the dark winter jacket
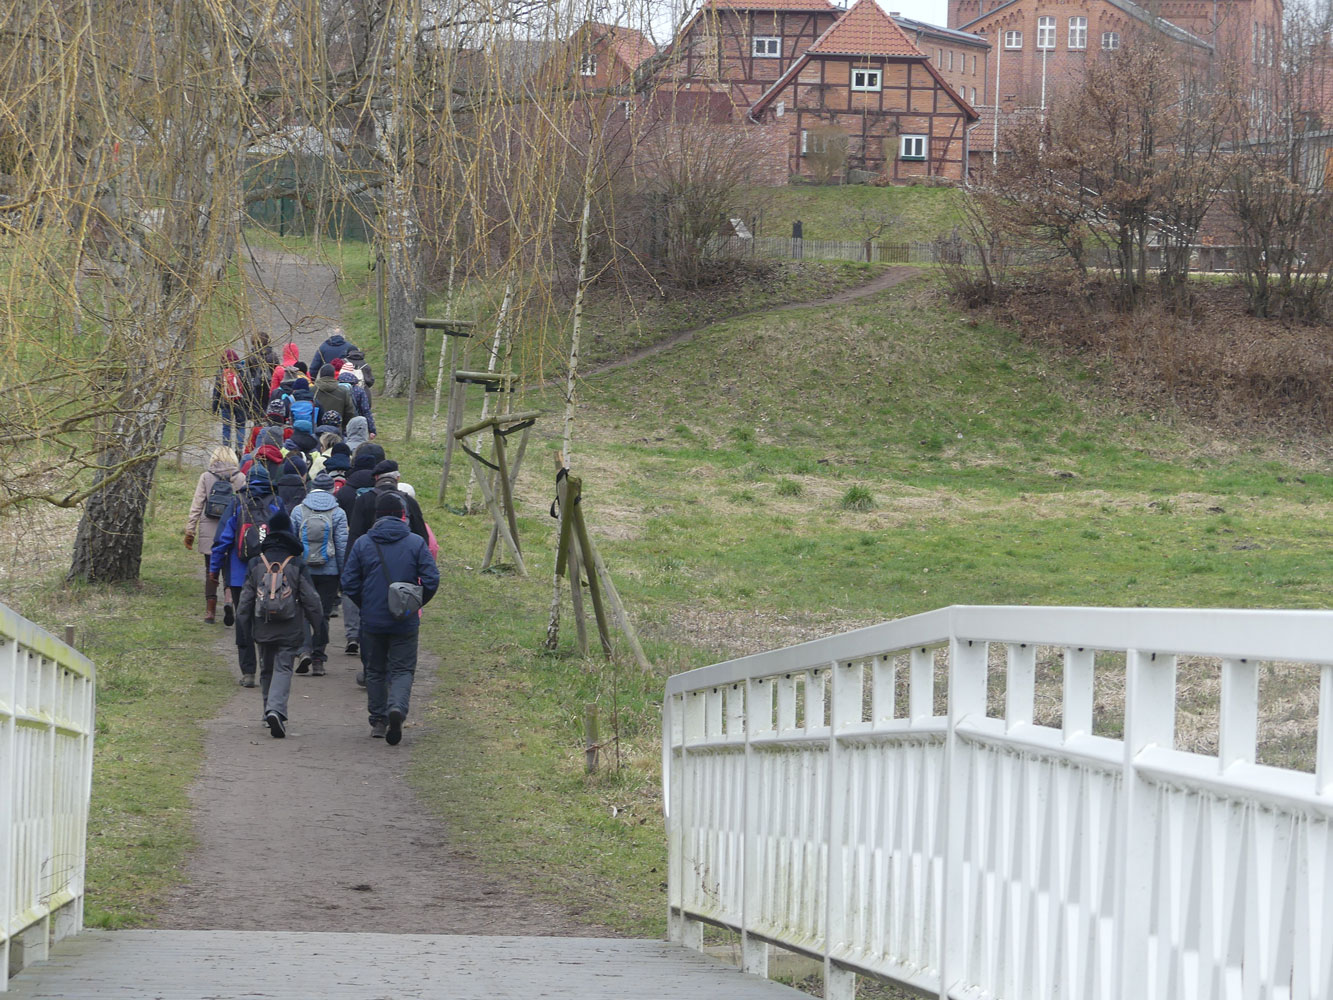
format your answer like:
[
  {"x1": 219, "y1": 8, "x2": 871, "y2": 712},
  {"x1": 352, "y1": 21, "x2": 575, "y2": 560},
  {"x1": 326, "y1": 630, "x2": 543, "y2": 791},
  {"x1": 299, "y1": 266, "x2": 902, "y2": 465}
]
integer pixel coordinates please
[
  {"x1": 209, "y1": 479, "x2": 285, "y2": 588},
  {"x1": 310, "y1": 334, "x2": 357, "y2": 374},
  {"x1": 236, "y1": 529, "x2": 323, "y2": 645},
  {"x1": 290, "y1": 488, "x2": 349, "y2": 576},
  {"x1": 341, "y1": 515, "x2": 439, "y2": 635},
  {"x1": 312, "y1": 375, "x2": 356, "y2": 427},
  {"x1": 335, "y1": 469, "x2": 377, "y2": 516},
  {"x1": 287, "y1": 427, "x2": 319, "y2": 456},
  {"x1": 276, "y1": 473, "x2": 307, "y2": 513},
  {"x1": 349, "y1": 478, "x2": 429, "y2": 545},
  {"x1": 337, "y1": 373, "x2": 376, "y2": 435}
]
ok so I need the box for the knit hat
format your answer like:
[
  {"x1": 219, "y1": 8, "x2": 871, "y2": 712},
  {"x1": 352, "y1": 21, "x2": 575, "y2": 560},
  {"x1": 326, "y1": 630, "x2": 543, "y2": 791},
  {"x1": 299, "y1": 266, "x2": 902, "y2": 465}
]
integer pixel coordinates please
[
  {"x1": 375, "y1": 491, "x2": 407, "y2": 518},
  {"x1": 319, "y1": 363, "x2": 335, "y2": 378},
  {"x1": 265, "y1": 398, "x2": 287, "y2": 421},
  {"x1": 331, "y1": 357, "x2": 346, "y2": 373},
  {"x1": 282, "y1": 453, "x2": 308, "y2": 478},
  {"x1": 268, "y1": 510, "x2": 293, "y2": 536},
  {"x1": 347, "y1": 349, "x2": 364, "y2": 362},
  {"x1": 247, "y1": 462, "x2": 271, "y2": 487},
  {"x1": 294, "y1": 362, "x2": 308, "y2": 374},
  {"x1": 324, "y1": 452, "x2": 351, "y2": 472},
  {"x1": 332, "y1": 442, "x2": 352, "y2": 457},
  {"x1": 311, "y1": 472, "x2": 336, "y2": 492},
  {"x1": 293, "y1": 418, "x2": 313, "y2": 433},
  {"x1": 338, "y1": 371, "x2": 358, "y2": 384},
  {"x1": 353, "y1": 452, "x2": 378, "y2": 471},
  {"x1": 318, "y1": 410, "x2": 342, "y2": 429},
  {"x1": 373, "y1": 459, "x2": 400, "y2": 479},
  {"x1": 224, "y1": 348, "x2": 240, "y2": 362}
]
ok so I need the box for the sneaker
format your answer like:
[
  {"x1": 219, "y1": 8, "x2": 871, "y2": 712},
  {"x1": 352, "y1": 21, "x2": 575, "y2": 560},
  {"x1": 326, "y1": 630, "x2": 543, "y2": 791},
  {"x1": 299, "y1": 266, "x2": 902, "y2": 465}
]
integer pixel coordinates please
[
  {"x1": 370, "y1": 721, "x2": 387, "y2": 739},
  {"x1": 345, "y1": 640, "x2": 359, "y2": 655},
  {"x1": 385, "y1": 710, "x2": 404, "y2": 746},
  {"x1": 266, "y1": 711, "x2": 286, "y2": 739},
  {"x1": 311, "y1": 660, "x2": 326, "y2": 677},
  {"x1": 295, "y1": 653, "x2": 312, "y2": 675},
  {"x1": 329, "y1": 607, "x2": 340, "y2": 618},
  {"x1": 355, "y1": 671, "x2": 366, "y2": 687},
  {"x1": 239, "y1": 674, "x2": 256, "y2": 688},
  {"x1": 223, "y1": 605, "x2": 235, "y2": 627}
]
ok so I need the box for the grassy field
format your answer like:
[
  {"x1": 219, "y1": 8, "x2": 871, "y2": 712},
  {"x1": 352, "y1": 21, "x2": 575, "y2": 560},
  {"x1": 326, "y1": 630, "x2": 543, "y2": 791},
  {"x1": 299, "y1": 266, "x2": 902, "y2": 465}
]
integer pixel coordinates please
[
  {"x1": 749, "y1": 183, "x2": 965, "y2": 243},
  {"x1": 304, "y1": 257, "x2": 1333, "y2": 941},
  {"x1": 8, "y1": 198, "x2": 1332, "y2": 951}
]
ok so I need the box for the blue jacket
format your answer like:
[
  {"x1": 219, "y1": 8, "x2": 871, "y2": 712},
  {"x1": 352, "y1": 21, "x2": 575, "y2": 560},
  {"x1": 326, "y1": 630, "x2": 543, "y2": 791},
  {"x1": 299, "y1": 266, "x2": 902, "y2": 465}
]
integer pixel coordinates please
[
  {"x1": 341, "y1": 516, "x2": 439, "y2": 634},
  {"x1": 310, "y1": 334, "x2": 356, "y2": 374},
  {"x1": 210, "y1": 482, "x2": 285, "y2": 588},
  {"x1": 290, "y1": 489, "x2": 349, "y2": 576}
]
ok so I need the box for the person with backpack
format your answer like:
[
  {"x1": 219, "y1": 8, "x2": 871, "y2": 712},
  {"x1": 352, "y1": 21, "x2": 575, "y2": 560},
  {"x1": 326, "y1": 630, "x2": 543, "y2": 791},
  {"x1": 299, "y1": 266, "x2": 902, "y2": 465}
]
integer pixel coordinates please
[
  {"x1": 348, "y1": 460, "x2": 430, "y2": 545},
  {"x1": 310, "y1": 330, "x2": 358, "y2": 375},
  {"x1": 185, "y1": 446, "x2": 247, "y2": 624},
  {"x1": 235, "y1": 511, "x2": 324, "y2": 738},
  {"x1": 313, "y1": 364, "x2": 355, "y2": 428},
  {"x1": 337, "y1": 371, "x2": 376, "y2": 438},
  {"x1": 269, "y1": 343, "x2": 300, "y2": 397},
  {"x1": 287, "y1": 417, "x2": 320, "y2": 458},
  {"x1": 245, "y1": 335, "x2": 277, "y2": 421},
  {"x1": 284, "y1": 377, "x2": 318, "y2": 429},
  {"x1": 212, "y1": 349, "x2": 248, "y2": 449},
  {"x1": 343, "y1": 348, "x2": 375, "y2": 402},
  {"x1": 341, "y1": 492, "x2": 439, "y2": 744},
  {"x1": 291, "y1": 473, "x2": 349, "y2": 677},
  {"x1": 275, "y1": 453, "x2": 309, "y2": 513},
  {"x1": 210, "y1": 462, "x2": 286, "y2": 687},
  {"x1": 333, "y1": 448, "x2": 383, "y2": 666}
]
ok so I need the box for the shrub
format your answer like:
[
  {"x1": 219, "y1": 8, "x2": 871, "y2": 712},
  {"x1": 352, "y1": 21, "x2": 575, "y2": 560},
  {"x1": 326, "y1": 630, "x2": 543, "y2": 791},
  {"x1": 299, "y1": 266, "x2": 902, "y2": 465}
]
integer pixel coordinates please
[
  {"x1": 776, "y1": 478, "x2": 802, "y2": 497},
  {"x1": 839, "y1": 485, "x2": 875, "y2": 511}
]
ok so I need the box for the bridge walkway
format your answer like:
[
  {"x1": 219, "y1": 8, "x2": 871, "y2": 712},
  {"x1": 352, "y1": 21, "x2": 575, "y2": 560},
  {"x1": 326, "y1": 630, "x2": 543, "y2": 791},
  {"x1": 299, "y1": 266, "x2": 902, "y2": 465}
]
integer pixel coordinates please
[{"x1": 6, "y1": 930, "x2": 807, "y2": 999}]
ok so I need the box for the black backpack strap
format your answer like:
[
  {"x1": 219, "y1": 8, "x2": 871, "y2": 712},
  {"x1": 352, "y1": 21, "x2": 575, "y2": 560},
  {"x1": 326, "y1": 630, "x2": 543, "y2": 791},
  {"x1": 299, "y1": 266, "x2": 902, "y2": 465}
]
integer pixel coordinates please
[{"x1": 370, "y1": 538, "x2": 396, "y2": 588}]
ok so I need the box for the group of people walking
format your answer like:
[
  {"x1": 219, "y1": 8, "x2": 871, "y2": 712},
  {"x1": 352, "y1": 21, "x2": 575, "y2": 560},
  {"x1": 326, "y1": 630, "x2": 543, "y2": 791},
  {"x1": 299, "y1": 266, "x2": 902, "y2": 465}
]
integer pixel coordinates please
[{"x1": 185, "y1": 332, "x2": 439, "y2": 746}]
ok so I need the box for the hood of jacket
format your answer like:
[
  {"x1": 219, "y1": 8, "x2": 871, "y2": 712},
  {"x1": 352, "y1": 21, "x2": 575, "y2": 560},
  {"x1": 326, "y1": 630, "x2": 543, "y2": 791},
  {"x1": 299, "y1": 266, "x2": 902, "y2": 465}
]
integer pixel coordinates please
[
  {"x1": 368, "y1": 515, "x2": 411, "y2": 543},
  {"x1": 314, "y1": 375, "x2": 346, "y2": 396},
  {"x1": 207, "y1": 459, "x2": 239, "y2": 480},
  {"x1": 323, "y1": 334, "x2": 348, "y2": 349},
  {"x1": 281, "y1": 343, "x2": 300, "y2": 366},
  {"x1": 345, "y1": 416, "x2": 369, "y2": 444},
  {"x1": 300, "y1": 488, "x2": 338, "y2": 512},
  {"x1": 259, "y1": 527, "x2": 304, "y2": 558}
]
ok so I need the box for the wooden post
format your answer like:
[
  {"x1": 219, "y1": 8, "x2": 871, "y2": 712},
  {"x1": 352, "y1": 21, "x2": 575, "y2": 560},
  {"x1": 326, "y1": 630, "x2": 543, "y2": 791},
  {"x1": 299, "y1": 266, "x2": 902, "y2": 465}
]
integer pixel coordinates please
[
  {"x1": 584, "y1": 703, "x2": 599, "y2": 773},
  {"x1": 567, "y1": 535, "x2": 589, "y2": 657},
  {"x1": 569, "y1": 482, "x2": 613, "y2": 659},
  {"x1": 464, "y1": 451, "x2": 526, "y2": 576},
  {"x1": 491, "y1": 429, "x2": 522, "y2": 557},
  {"x1": 581, "y1": 527, "x2": 654, "y2": 674},
  {"x1": 483, "y1": 424, "x2": 532, "y2": 564},
  {"x1": 63, "y1": 626, "x2": 74, "y2": 649}
]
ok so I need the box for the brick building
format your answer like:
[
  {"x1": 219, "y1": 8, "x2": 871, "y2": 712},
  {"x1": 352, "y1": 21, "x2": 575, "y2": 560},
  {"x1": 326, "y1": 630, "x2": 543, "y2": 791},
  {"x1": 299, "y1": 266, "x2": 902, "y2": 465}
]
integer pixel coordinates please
[
  {"x1": 893, "y1": 15, "x2": 991, "y2": 108},
  {"x1": 553, "y1": 21, "x2": 657, "y2": 91}
]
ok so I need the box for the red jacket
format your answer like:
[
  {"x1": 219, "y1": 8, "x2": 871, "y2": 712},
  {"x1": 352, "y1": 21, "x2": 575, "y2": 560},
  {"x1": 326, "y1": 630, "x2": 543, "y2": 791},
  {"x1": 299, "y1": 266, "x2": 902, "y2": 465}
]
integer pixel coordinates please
[{"x1": 269, "y1": 343, "x2": 300, "y2": 395}]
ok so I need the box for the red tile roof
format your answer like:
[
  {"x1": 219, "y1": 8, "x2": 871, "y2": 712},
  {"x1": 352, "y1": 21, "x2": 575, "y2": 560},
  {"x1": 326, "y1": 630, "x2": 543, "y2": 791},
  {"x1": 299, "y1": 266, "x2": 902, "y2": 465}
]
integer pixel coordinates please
[
  {"x1": 707, "y1": 0, "x2": 839, "y2": 11},
  {"x1": 602, "y1": 24, "x2": 657, "y2": 70},
  {"x1": 808, "y1": 0, "x2": 924, "y2": 56}
]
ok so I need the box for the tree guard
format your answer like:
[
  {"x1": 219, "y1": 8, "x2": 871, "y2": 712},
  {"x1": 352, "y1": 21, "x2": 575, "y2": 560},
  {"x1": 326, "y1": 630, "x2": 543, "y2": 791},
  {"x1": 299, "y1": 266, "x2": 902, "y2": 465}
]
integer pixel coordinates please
[{"x1": 453, "y1": 410, "x2": 540, "y2": 575}]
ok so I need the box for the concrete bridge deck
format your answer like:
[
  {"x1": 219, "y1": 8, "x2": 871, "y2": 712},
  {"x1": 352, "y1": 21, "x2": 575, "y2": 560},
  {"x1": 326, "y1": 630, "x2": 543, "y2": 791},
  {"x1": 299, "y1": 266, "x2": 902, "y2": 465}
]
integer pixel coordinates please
[{"x1": 5, "y1": 931, "x2": 808, "y2": 999}]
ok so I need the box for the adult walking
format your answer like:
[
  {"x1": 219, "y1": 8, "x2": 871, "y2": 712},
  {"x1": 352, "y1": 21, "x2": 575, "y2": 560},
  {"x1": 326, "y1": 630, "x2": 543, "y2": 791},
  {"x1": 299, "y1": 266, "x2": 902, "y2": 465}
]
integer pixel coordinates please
[
  {"x1": 313, "y1": 363, "x2": 356, "y2": 427},
  {"x1": 235, "y1": 511, "x2": 323, "y2": 738},
  {"x1": 184, "y1": 446, "x2": 247, "y2": 623},
  {"x1": 291, "y1": 473, "x2": 349, "y2": 676},
  {"x1": 341, "y1": 492, "x2": 439, "y2": 744},
  {"x1": 309, "y1": 329, "x2": 357, "y2": 374},
  {"x1": 212, "y1": 349, "x2": 248, "y2": 449},
  {"x1": 210, "y1": 462, "x2": 286, "y2": 686}
]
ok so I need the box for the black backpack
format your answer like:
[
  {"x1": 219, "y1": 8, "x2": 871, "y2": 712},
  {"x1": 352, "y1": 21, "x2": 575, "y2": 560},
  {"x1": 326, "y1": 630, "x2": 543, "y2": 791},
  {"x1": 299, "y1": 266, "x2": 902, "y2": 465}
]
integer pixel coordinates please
[
  {"x1": 235, "y1": 494, "x2": 277, "y2": 562},
  {"x1": 204, "y1": 479, "x2": 234, "y2": 519}
]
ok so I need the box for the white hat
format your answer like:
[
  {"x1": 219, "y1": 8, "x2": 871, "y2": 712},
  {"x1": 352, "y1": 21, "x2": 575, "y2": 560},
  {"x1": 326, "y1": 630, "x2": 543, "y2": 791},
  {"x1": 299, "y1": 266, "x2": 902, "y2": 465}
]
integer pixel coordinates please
[{"x1": 398, "y1": 482, "x2": 417, "y2": 499}]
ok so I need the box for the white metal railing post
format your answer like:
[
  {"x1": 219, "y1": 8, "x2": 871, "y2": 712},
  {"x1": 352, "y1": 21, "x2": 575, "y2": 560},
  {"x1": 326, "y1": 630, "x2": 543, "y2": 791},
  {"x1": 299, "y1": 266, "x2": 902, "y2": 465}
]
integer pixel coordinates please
[
  {"x1": 1061, "y1": 646, "x2": 1095, "y2": 739},
  {"x1": 823, "y1": 658, "x2": 861, "y2": 1000},
  {"x1": 1, "y1": 633, "x2": 16, "y2": 985},
  {"x1": 1218, "y1": 657, "x2": 1259, "y2": 771},
  {"x1": 672, "y1": 690, "x2": 706, "y2": 952},
  {"x1": 741, "y1": 677, "x2": 767, "y2": 977},
  {"x1": 1117, "y1": 649, "x2": 1177, "y2": 1000},
  {"x1": 939, "y1": 634, "x2": 988, "y2": 998},
  {"x1": 1318, "y1": 663, "x2": 1333, "y2": 796}
]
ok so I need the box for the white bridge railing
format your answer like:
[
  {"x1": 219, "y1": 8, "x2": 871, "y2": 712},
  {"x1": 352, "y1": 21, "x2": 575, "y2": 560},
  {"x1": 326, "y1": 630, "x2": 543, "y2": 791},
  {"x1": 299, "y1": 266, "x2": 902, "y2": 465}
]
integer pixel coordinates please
[
  {"x1": 0, "y1": 603, "x2": 95, "y2": 988},
  {"x1": 663, "y1": 605, "x2": 1333, "y2": 1000}
]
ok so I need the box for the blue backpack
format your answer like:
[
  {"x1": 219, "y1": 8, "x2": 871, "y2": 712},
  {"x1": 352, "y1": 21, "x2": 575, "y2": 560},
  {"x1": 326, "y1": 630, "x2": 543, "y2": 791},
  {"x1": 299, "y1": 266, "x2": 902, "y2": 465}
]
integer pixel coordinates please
[{"x1": 289, "y1": 398, "x2": 316, "y2": 426}]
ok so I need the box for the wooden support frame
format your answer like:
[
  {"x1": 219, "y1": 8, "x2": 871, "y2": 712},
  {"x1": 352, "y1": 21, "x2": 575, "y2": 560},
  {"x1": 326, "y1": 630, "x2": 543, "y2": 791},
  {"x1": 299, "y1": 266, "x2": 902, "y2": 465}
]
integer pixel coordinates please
[{"x1": 454, "y1": 412, "x2": 541, "y2": 575}]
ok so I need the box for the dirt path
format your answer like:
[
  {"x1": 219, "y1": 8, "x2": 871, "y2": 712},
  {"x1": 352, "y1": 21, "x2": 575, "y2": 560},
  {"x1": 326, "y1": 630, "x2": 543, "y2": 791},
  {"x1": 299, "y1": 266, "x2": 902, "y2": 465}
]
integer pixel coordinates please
[
  {"x1": 581, "y1": 265, "x2": 918, "y2": 381},
  {"x1": 164, "y1": 249, "x2": 606, "y2": 936}
]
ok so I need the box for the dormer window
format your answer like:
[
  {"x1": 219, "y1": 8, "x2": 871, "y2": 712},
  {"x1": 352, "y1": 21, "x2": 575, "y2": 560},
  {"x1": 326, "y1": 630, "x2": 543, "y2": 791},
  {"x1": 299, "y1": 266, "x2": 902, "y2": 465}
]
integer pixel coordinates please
[
  {"x1": 753, "y1": 36, "x2": 780, "y2": 57},
  {"x1": 851, "y1": 68, "x2": 882, "y2": 91},
  {"x1": 580, "y1": 53, "x2": 597, "y2": 76}
]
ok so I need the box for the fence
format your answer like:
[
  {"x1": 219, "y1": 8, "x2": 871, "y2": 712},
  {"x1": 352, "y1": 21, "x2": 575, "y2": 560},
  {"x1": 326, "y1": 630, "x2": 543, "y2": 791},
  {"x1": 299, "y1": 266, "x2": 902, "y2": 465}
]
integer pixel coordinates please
[
  {"x1": 0, "y1": 604, "x2": 95, "y2": 989},
  {"x1": 663, "y1": 605, "x2": 1333, "y2": 1000},
  {"x1": 710, "y1": 236, "x2": 1252, "y2": 272}
]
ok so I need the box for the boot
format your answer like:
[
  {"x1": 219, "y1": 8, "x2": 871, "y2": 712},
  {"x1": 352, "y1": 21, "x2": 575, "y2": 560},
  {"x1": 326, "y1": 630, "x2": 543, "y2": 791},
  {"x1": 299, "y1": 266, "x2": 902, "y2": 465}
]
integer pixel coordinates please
[{"x1": 204, "y1": 596, "x2": 217, "y2": 624}]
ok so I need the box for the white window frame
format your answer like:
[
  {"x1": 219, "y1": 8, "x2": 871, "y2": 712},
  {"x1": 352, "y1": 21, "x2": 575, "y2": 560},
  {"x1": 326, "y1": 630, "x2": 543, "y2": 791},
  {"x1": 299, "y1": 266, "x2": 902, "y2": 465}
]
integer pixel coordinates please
[
  {"x1": 900, "y1": 134, "x2": 927, "y2": 160},
  {"x1": 801, "y1": 129, "x2": 830, "y2": 155},
  {"x1": 753, "y1": 36, "x2": 781, "y2": 57},
  {"x1": 1101, "y1": 30, "x2": 1120, "y2": 50},
  {"x1": 580, "y1": 52, "x2": 597, "y2": 76},
  {"x1": 618, "y1": 99, "x2": 633, "y2": 120},
  {"x1": 970, "y1": 86, "x2": 977, "y2": 103},
  {"x1": 1068, "y1": 16, "x2": 1087, "y2": 49},
  {"x1": 851, "y1": 68, "x2": 882, "y2": 91},
  {"x1": 1004, "y1": 29, "x2": 1022, "y2": 49},
  {"x1": 1037, "y1": 16, "x2": 1055, "y2": 50}
]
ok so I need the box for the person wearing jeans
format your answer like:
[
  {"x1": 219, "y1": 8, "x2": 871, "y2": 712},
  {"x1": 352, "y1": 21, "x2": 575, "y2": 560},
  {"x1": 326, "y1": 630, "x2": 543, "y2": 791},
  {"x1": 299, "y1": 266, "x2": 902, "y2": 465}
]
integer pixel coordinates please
[{"x1": 340, "y1": 492, "x2": 439, "y2": 744}]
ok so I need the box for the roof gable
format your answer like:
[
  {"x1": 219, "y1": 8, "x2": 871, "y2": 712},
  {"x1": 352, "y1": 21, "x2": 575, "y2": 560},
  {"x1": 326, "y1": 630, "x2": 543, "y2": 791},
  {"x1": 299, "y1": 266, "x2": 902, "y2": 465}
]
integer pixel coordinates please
[
  {"x1": 706, "y1": 0, "x2": 839, "y2": 10},
  {"x1": 808, "y1": 0, "x2": 924, "y2": 57}
]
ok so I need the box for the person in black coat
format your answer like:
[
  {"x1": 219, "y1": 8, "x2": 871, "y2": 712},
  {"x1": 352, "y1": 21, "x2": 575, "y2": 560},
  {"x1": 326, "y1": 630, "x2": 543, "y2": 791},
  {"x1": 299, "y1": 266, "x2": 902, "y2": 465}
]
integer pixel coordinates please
[
  {"x1": 310, "y1": 331, "x2": 358, "y2": 374},
  {"x1": 335, "y1": 453, "x2": 379, "y2": 517},
  {"x1": 348, "y1": 461, "x2": 429, "y2": 545}
]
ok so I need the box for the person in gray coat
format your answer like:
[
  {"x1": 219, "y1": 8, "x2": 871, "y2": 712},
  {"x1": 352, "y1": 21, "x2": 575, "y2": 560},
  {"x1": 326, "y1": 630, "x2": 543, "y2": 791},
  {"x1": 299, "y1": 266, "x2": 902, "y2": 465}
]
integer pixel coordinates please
[
  {"x1": 290, "y1": 474, "x2": 349, "y2": 675},
  {"x1": 236, "y1": 511, "x2": 323, "y2": 738}
]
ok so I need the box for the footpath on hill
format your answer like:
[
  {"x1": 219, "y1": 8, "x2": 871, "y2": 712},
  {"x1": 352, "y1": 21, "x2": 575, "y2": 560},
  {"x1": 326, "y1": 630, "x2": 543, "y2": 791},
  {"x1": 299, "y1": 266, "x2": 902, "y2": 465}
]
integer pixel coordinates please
[{"x1": 159, "y1": 245, "x2": 602, "y2": 935}]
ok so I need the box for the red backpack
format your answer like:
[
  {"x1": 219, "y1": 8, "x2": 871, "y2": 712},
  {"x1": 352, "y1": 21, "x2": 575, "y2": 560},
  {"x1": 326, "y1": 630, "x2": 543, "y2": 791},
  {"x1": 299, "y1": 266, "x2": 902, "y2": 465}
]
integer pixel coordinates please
[{"x1": 222, "y1": 366, "x2": 244, "y2": 401}]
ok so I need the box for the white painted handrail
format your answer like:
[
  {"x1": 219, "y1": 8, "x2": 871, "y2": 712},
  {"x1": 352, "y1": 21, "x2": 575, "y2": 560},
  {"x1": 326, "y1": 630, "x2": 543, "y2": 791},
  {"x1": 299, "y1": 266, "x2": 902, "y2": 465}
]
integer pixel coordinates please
[
  {"x1": 663, "y1": 605, "x2": 1333, "y2": 1000},
  {"x1": 0, "y1": 603, "x2": 95, "y2": 988}
]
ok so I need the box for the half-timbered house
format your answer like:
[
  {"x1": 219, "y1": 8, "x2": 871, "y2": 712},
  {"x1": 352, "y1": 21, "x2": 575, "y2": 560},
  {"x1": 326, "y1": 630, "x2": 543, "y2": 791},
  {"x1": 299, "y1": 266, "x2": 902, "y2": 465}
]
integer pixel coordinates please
[{"x1": 749, "y1": 0, "x2": 980, "y2": 181}]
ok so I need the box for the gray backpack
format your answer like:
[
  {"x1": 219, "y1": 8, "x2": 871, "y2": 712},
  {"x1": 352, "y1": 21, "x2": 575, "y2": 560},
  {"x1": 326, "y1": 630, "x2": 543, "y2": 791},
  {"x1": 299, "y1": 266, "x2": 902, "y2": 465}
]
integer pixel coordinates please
[
  {"x1": 371, "y1": 539, "x2": 423, "y2": 620},
  {"x1": 298, "y1": 506, "x2": 334, "y2": 567}
]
